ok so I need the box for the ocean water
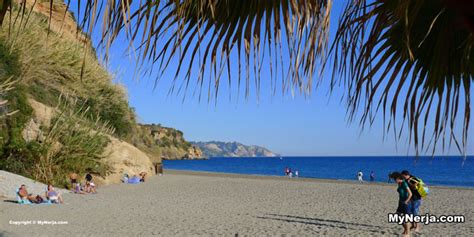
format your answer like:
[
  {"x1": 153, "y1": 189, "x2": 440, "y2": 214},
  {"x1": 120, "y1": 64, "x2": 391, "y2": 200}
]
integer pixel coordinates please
[{"x1": 163, "y1": 156, "x2": 474, "y2": 187}]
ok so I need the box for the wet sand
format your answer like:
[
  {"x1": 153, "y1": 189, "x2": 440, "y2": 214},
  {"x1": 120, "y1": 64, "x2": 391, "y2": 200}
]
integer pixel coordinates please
[{"x1": 1, "y1": 170, "x2": 473, "y2": 236}]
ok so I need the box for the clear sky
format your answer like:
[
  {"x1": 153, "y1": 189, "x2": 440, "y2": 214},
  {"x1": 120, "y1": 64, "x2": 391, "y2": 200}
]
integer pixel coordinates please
[{"x1": 75, "y1": 1, "x2": 473, "y2": 156}]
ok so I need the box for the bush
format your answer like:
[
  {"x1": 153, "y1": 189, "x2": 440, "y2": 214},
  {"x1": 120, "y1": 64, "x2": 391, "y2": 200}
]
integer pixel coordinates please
[
  {"x1": 33, "y1": 97, "x2": 112, "y2": 187},
  {"x1": 0, "y1": 86, "x2": 39, "y2": 179}
]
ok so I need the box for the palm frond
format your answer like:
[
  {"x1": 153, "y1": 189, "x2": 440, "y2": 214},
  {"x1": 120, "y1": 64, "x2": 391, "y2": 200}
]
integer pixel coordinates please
[
  {"x1": 79, "y1": 0, "x2": 332, "y2": 101},
  {"x1": 331, "y1": 0, "x2": 473, "y2": 155}
]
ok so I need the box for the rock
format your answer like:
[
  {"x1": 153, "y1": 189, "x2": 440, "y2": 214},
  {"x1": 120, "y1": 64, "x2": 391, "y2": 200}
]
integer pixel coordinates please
[
  {"x1": 95, "y1": 136, "x2": 154, "y2": 185},
  {"x1": 15, "y1": 0, "x2": 89, "y2": 44},
  {"x1": 23, "y1": 99, "x2": 154, "y2": 186}
]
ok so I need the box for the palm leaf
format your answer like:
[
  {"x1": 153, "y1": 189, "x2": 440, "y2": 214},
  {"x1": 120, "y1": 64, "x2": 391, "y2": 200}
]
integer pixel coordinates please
[
  {"x1": 331, "y1": 0, "x2": 473, "y2": 155},
  {"x1": 71, "y1": 0, "x2": 332, "y2": 101}
]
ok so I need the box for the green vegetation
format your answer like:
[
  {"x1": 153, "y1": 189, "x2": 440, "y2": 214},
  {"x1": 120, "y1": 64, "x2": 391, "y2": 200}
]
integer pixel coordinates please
[
  {"x1": 0, "y1": 5, "x2": 131, "y2": 186},
  {"x1": 35, "y1": 97, "x2": 111, "y2": 187},
  {"x1": 0, "y1": 38, "x2": 39, "y2": 179}
]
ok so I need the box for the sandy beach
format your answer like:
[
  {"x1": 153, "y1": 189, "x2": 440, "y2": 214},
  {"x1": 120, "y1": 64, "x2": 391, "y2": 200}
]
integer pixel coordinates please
[{"x1": 1, "y1": 170, "x2": 473, "y2": 236}]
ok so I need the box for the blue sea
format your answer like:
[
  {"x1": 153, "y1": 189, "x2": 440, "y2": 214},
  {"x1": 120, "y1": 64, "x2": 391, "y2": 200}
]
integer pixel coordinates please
[{"x1": 163, "y1": 156, "x2": 474, "y2": 188}]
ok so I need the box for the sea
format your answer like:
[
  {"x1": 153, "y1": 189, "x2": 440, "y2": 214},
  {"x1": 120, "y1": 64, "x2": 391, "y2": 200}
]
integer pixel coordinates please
[{"x1": 163, "y1": 156, "x2": 474, "y2": 188}]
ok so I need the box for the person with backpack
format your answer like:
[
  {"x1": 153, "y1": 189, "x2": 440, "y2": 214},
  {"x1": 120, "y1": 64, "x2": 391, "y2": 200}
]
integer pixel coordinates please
[
  {"x1": 401, "y1": 170, "x2": 426, "y2": 233},
  {"x1": 391, "y1": 172, "x2": 412, "y2": 237}
]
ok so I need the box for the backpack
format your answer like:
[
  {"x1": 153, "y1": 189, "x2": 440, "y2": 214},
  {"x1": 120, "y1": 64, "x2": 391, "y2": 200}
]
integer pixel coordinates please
[{"x1": 410, "y1": 177, "x2": 429, "y2": 198}]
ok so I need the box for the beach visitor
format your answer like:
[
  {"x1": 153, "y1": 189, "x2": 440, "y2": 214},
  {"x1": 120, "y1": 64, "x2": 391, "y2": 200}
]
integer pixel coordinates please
[
  {"x1": 284, "y1": 167, "x2": 290, "y2": 176},
  {"x1": 122, "y1": 173, "x2": 129, "y2": 183},
  {"x1": 139, "y1": 172, "x2": 147, "y2": 182},
  {"x1": 402, "y1": 170, "x2": 423, "y2": 233},
  {"x1": 17, "y1": 185, "x2": 36, "y2": 203},
  {"x1": 295, "y1": 170, "x2": 299, "y2": 178},
  {"x1": 370, "y1": 171, "x2": 375, "y2": 182},
  {"x1": 388, "y1": 172, "x2": 393, "y2": 183},
  {"x1": 85, "y1": 173, "x2": 93, "y2": 182},
  {"x1": 357, "y1": 170, "x2": 364, "y2": 183},
  {"x1": 18, "y1": 185, "x2": 43, "y2": 203},
  {"x1": 393, "y1": 172, "x2": 412, "y2": 237},
  {"x1": 45, "y1": 184, "x2": 64, "y2": 203},
  {"x1": 69, "y1": 172, "x2": 78, "y2": 190},
  {"x1": 74, "y1": 182, "x2": 85, "y2": 194},
  {"x1": 154, "y1": 163, "x2": 159, "y2": 175},
  {"x1": 84, "y1": 181, "x2": 97, "y2": 193}
]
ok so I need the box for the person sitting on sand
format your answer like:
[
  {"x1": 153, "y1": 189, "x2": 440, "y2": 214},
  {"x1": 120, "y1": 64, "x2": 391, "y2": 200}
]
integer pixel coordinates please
[
  {"x1": 74, "y1": 182, "x2": 85, "y2": 194},
  {"x1": 84, "y1": 181, "x2": 97, "y2": 193},
  {"x1": 45, "y1": 184, "x2": 63, "y2": 204},
  {"x1": 392, "y1": 172, "x2": 412, "y2": 237},
  {"x1": 139, "y1": 172, "x2": 147, "y2": 182},
  {"x1": 69, "y1": 172, "x2": 78, "y2": 191}
]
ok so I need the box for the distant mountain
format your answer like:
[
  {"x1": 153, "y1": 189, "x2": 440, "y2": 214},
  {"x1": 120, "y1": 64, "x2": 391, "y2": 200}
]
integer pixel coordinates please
[{"x1": 191, "y1": 141, "x2": 278, "y2": 158}]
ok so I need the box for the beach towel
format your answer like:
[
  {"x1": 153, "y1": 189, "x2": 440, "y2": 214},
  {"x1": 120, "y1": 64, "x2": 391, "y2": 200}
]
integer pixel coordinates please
[
  {"x1": 16, "y1": 189, "x2": 31, "y2": 205},
  {"x1": 16, "y1": 189, "x2": 52, "y2": 205},
  {"x1": 128, "y1": 176, "x2": 141, "y2": 184}
]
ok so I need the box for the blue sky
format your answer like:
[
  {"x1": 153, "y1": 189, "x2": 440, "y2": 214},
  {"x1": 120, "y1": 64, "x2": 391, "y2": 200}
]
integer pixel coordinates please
[{"x1": 75, "y1": 1, "x2": 473, "y2": 156}]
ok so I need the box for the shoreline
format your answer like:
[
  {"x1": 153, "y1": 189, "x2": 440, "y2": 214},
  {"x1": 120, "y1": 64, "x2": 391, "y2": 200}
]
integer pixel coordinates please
[{"x1": 165, "y1": 169, "x2": 474, "y2": 191}]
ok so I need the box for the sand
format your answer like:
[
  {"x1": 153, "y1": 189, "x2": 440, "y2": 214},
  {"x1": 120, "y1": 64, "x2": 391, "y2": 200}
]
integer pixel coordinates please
[
  {"x1": 0, "y1": 171, "x2": 66, "y2": 199},
  {"x1": 1, "y1": 170, "x2": 473, "y2": 236}
]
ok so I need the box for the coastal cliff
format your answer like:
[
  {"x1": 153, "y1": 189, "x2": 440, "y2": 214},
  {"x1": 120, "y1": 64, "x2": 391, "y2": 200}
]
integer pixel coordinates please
[
  {"x1": 132, "y1": 124, "x2": 204, "y2": 162},
  {"x1": 192, "y1": 141, "x2": 278, "y2": 157},
  {"x1": 0, "y1": 0, "x2": 194, "y2": 186}
]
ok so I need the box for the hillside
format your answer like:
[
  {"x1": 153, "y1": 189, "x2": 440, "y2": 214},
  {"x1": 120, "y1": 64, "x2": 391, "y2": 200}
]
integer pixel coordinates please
[
  {"x1": 0, "y1": 0, "x2": 198, "y2": 187},
  {"x1": 192, "y1": 141, "x2": 278, "y2": 157},
  {"x1": 132, "y1": 124, "x2": 203, "y2": 161}
]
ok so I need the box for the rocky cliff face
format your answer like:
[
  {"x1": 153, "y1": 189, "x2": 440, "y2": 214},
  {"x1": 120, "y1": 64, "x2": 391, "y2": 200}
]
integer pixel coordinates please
[
  {"x1": 192, "y1": 141, "x2": 278, "y2": 158},
  {"x1": 132, "y1": 124, "x2": 204, "y2": 161},
  {"x1": 16, "y1": 0, "x2": 89, "y2": 44}
]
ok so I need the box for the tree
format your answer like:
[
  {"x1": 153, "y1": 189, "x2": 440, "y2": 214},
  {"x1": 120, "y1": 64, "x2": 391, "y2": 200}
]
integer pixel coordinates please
[{"x1": 0, "y1": 0, "x2": 471, "y2": 154}]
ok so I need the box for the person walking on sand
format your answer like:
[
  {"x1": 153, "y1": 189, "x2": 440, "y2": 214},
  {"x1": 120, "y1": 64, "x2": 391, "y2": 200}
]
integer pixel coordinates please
[
  {"x1": 295, "y1": 170, "x2": 299, "y2": 178},
  {"x1": 357, "y1": 170, "x2": 364, "y2": 183},
  {"x1": 370, "y1": 171, "x2": 375, "y2": 182},
  {"x1": 402, "y1": 170, "x2": 423, "y2": 233},
  {"x1": 392, "y1": 172, "x2": 412, "y2": 237}
]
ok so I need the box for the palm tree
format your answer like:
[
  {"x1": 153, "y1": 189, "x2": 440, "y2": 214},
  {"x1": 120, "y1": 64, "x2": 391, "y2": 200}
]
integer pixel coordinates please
[{"x1": 0, "y1": 0, "x2": 472, "y2": 155}]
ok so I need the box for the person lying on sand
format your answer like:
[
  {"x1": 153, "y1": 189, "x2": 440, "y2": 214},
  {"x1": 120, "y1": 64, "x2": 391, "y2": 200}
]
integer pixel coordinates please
[
  {"x1": 45, "y1": 184, "x2": 64, "y2": 204},
  {"x1": 18, "y1": 185, "x2": 44, "y2": 204},
  {"x1": 122, "y1": 173, "x2": 129, "y2": 183}
]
